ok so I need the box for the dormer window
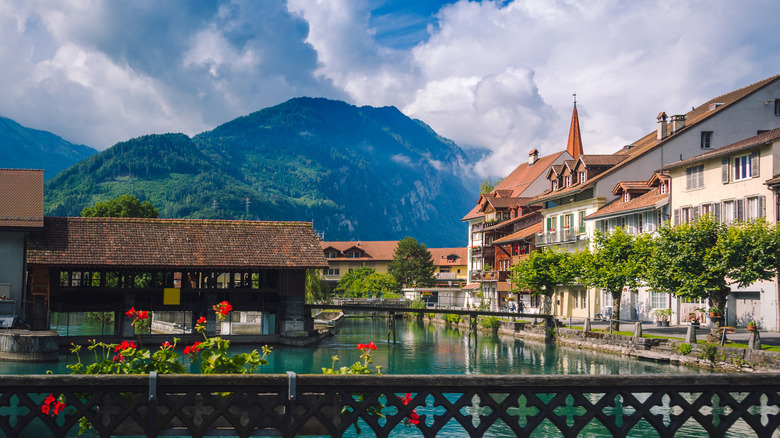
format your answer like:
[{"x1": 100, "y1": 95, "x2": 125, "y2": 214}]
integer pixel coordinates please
[
  {"x1": 325, "y1": 251, "x2": 338, "y2": 258},
  {"x1": 660, "y1": 182, "x2": 667, "y2": 194},
  {"x1": 565, "y1": 175, "x2": 571, "y2": 187},
  {"x1": 552, "y1": 181, "x2": 558, "y2": 190},
  {"x1": 579, "y1": 171, "x2": 586, "y2": 183},
  {"x1": 348, "y1": 251, "x2": 361, "y2": 258},
  {"x1": 623, "y1": 192, "x2": 630, "y2": 202}
]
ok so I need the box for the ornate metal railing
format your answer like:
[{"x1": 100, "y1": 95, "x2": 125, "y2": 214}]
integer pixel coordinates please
[{"x1": 2, "y1": 373, "x2": 779, "y2": 437}]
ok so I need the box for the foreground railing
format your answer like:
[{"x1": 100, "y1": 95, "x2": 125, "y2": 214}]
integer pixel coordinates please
[{"x1": 1, "y1": 373, "x2": 779, "y2": 437}]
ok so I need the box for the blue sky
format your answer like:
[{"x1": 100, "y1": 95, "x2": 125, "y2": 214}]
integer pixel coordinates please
[{"x1": 1, "y1": 0, "x2": 779, "y2": 177}]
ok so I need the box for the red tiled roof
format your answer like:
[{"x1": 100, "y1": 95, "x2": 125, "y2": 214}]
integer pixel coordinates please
[
  {"x1": 461, "y1": 204, "x2": 484, "y2": 221},
  {"x1": 27, "y1": 217, "x2": 327, "y2": 269},
  {"x1": 429, "y1": 247, "x2": 468, "y2": 266},
  {"x1": 0, "y1": 169, "x2": 44, "y2": 228},
  {"x1": 661, "y1": 126, "x2": 780, "y2": 171},
  {"x1": 612, "y1": 181, "x2": 652, "y2": 195},
  {"x1": 586, "y1": 187, "x2": 668, "y2": 220},
  {"x1": 320, "y1": 240, "x2": 399, "y2": 261},
  {"x1": 492, "y1": 222, "x2": 543, "y2": 244},
  {"x1": 493, "y1": 150, "x2": 568, "y2": 197}
]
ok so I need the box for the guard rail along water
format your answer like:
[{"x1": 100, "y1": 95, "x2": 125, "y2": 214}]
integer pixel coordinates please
[{"x1": 2, "y1": 373, "x2": 779, "y2": 437}]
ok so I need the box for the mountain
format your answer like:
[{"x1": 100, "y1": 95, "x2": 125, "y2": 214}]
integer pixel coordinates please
[
  {"x1": 44, "y1": 98, "x2": 477, "y2": 247},
  {"x1": 0, "y1": 116, "x2": 97, "y2": 179}
]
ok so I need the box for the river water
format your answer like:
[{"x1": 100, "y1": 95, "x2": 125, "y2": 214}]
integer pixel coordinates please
[{"x1": 2, "y1": 317, "x2": 761, "y2": 437}]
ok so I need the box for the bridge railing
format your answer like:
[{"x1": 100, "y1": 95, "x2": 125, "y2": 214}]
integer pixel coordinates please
[{"x1": 3, "y1": 373, "x2": 779, "y2": 437}]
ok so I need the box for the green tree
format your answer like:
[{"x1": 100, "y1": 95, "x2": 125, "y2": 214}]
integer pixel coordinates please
[
  {"x1": 644, "y1": 217, "x2": 778, "y2": 342},
  {"x1": 388, "y1": 237, "x2": 435, "y2": 288},
  {"x1": 479, "y1": 177, "x2": 503, "y2": 195},
  {"x1": 510, "y1": 249, "x2": 579, "y2": 315},
  {"x1": 581, "y1": 227, "x2": 649, "y2": 331},
  {"x1": 352, "y1": 272, "x2": 399, "y2": 298},
  {"x1": 81, "y1": 194, "x2": 159, "y2": 218},
  {"x1": 305, "y1": 269, "x2": 328, "y2": 303},
  {"x1": 334, "y1": 266, "x2": 375, "y2": 297}
]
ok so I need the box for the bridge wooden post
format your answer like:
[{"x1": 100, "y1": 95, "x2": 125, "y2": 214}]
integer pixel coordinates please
[{"x1": 387, "y1": 311, "x2": 396, "y2": 344}]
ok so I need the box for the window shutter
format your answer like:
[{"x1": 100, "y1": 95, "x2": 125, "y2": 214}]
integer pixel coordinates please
[
  {"x1": 750, "y1": 151, "x2": 759, "y2": 177},
  {"x1": 686, "y1": 168, "x2": 692, "y2": 190},
  {"x1": 721, "y1": 158, "x2": 729, "y2": 184},
  {"x1": 692, "y1": 206, "x2": 699, "y2": 221},
  {"x1": 673, "y1": 209, "x2": 680, "y2": 225},
  {"x1": 698, "y1": 166, "x2": 704, "y2": 188},
  {"x1": 713, "y1": 202, "x2": 721, "y2": 222},
  {"x1": 759, "y1": 196, "x2": 766, "y2": 219},
  {"x1": 736, "y1": 199, "x2": 745, "y2": 221}
]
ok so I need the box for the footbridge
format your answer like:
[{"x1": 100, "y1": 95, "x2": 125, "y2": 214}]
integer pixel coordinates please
[{"x1": 305, "y1": 303, "x2": 554, "y2": 344}]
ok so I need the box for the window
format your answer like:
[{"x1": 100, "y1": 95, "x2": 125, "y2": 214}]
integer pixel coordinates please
[
  {"x1": 324, "y1": 268, "x2": 340, "y2": 276},
  {"x1": 701, "y1": 131, "x2": 713, "y2": 149},
  {"x1": 348, "y1": 251, "x2": 361, "y2": 258},
  {"x1": 685, "y1": 165, "x2": 704, "y2": 190},
  {"x1": 564, "y1": 175, "x2": 571, "y2": 187},
  {"x1": 578, "y1": 211, "x2": 586, "y2": 233},
  {"x1": 734, "y1": 155, "x2": 752, "y2": 180},
  {"x1": 722, "y1": 200, "x2": 734, "y2": 223},
  {"x1": 623, "y1": 192, "x2": 630, "y2": 202},
  {"x1": 579, "y1": 171, "x2": 586, "y2": 183},
  {"x1": 660, "y1": 182, "x2": 667, "y2": 194},
  {"x1": 651, "y1": 292, "x2": 666, "y2": 309},
  {"x1": 325, "y1": 251, "x2": 338, "y2": 258},
  {"x1": 552, "y1": 180, "x2": 558, "y2": 190},
  {"x1": 775, "y1": 99, "x2": 780, "y2": 116},
  {"x1": 439, "y1": 267, "x2": 450, "y2": 273},
  {"x1": 746, "y1": 196, "x2": 765, "y2": 220}
]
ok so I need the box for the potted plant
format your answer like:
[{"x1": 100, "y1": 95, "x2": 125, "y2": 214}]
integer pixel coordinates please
[
  {"x1": 709, "y1": 306, "x2": 724, "y2": 318},
  {"x1": 747, "y1": 321, "x2": 757, "y2": 332},
  {"x1": 688, "y1": 312, "x2": 700, "y2": 327},
  {"x1": 652, "y1": 308, "x2": 674, "y2": 327}
]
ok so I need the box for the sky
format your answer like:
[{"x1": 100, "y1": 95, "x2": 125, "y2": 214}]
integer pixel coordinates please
[{"x1": 1, "y1": 0, "x2": 779, "y2": 177}]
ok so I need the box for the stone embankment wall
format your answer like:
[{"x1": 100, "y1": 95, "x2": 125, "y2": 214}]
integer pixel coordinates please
[
  {"x1": 0, "y1": 330, "x2": 59, "y2": 361},
  {"x1": 501, "y1": 322, "x2": 780, "y2": 372}
]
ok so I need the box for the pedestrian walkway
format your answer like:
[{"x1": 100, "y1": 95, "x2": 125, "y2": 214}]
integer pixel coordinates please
[{"x1": 587, "y1": 320, "x2": 780, "y2": 347}]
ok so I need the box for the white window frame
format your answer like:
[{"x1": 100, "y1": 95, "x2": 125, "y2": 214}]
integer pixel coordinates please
[
  {"x1": 733, "y1": 154, "x2": 752, "y2": 181},
  {"x1": 701, "y1": 131, "x2": 713, "y2": 149}
]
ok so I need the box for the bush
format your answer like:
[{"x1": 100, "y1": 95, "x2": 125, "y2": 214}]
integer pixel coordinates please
[
  {"x1": 676, "y1": 343, "x2": 692, "y2": 356},
  {"x1": 480, "y1": 316, "x2": 501, "y2": 330},
  {"x1": 444, "y1": 314, "x2": 461, "y2": 326},
  {"x1": 699, "y1": 344, "x2": 718, "y2": 362}
]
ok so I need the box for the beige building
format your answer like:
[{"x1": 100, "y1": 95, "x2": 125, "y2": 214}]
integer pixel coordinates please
[
  {"x1": 429, "y1": 247, "x2": 468, "y2": 288},
  {"x1": 662, "y1": 127, "x2": 780, "y2": 330},
  {"x1": 320, "y1": 241, "x2": 398, "y2": 288}
]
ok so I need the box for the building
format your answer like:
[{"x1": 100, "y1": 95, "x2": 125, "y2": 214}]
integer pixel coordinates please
[
  {"x1": 429, "y1": 247, "x2": 468, "y2": 288},
  {"x1": 26, "y1": 217, "x2": 327, "y2": 337},
  {"x1": 462, "y1": 104, "x2": 582, "y2": 310},
  {"x1": 661, "y1": 127, "x2": 780, "y2": 330},
  {"x1": 0, "y1": 169, "x2": 44, "y2": 326},
  {"x1": 319, "y1": 241, "x2": 399, "y2": 289},
  {"x1": 584, "y1": 172, "x2": 671, "y2": 322},
  {"x1": 532, "y1": 74, "x2": 780, "y2": 320}
]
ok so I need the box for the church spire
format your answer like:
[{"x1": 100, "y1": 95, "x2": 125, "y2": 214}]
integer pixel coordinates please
[{"x1": 566, "y1": 93, "x2": 583, "y2": 158}]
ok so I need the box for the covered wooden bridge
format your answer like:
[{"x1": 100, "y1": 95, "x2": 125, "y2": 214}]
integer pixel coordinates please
[{"x1": 25, "y1": 217, "x2": 327, "y2": 339}]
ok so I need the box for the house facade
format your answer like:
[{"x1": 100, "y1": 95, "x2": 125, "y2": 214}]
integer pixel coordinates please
[
  {"x1": 319, "y1": 241, "x2": 399, "y2": 290},
  {"x1": 429, "y1": 247, "x2": 468, "y2": 288},
  {"x1": 662, "y1": 127, "x2": 780, "y2": 330},
  {"x1": 532, "y1": 74, "x2": 780, "y2": 320}
]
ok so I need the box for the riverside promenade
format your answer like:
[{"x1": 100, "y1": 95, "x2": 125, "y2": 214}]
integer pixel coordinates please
[{"x1": 587, "y1": 320, "x2": 780, "y2": 346}]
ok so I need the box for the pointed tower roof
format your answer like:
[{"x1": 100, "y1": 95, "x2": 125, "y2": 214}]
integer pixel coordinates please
[{"x1": 566, "y1": 97, "x2": 584, "y2": 158}]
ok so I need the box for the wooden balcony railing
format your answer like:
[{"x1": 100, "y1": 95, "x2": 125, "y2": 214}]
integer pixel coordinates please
[{"x1": 3, "y1": 373, "x2": 779, "y2": 437}]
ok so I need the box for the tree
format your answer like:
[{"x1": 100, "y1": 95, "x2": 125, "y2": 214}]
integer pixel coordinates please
[
  {"x1": 479, "y1": 177, "x2": 503, "y2": 195},
  {"x1": 388, "y1": 237, "x2": 435, "y2": 288},
  {"x1": 305, "y1": 269, "x2": 328, "y2": 303},
  {"x1": 510, "y1": 249, "x2": 579, "y2": 315},
  {"x1": 352, "y1": 272, "x2": 399, "y2": 298},
  {"x1": 581, "y1": 227, "x2": 649, "y2": 331},
  {"x1": 81, "y1": 194, "x2": 159, "y2": 218},
  {"x1": 334, "y1": 266, "x2": 375, "y2": 297},
  {"x1": 643, "y1": 217, "x2": 778, "y2": 342}
]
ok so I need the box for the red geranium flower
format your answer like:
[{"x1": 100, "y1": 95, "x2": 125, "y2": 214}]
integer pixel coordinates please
[
  {"x1": 41, "y1": 393, "x2": 67, "y2": 417},
  {"x1": 184, "y1": 341, "x2": 202, "y2": 355},
  {"x1": 399, "y1": 393, "x2": 420, "y2": 426},
  {"x1": 197, "y1": 316, "x2": 207, "y2": 324}
]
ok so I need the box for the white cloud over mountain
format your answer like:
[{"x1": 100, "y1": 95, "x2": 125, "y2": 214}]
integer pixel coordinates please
[{"x1": 0, "y1": 0, "x2": 778, "y2": 177}]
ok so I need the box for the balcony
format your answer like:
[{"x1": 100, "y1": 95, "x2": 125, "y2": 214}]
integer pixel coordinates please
[{"x1": 535, "y1": 228, "x2": 581, "y2": 246}]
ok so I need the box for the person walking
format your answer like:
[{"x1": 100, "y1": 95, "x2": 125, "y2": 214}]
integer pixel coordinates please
[{"x1": 518, "y1": 299, "x2": 525, "y2": 314}]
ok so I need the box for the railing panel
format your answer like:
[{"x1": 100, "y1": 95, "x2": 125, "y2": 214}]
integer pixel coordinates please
[{"x1": 1, "y1": 374, "x2": 778, "y2": 437}]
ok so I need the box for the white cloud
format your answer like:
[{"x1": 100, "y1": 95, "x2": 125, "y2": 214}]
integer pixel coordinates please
[{"x1": 0, "y1": 0, "x2": 778, "y2": 179}]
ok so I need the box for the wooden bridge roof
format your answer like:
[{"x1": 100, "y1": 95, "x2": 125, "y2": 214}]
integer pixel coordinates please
[{"x1": 26, "y1": 217, "x2": 328, "y2": 270}]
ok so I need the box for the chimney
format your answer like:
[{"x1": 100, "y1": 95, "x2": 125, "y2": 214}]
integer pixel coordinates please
[
  {"x1": 656, "y1": 112, "x2": 668, "y2": 140},
  {"x1": 670, "y1": 114, "x2": 686, "y2": 134},
  {"x1": 528, "y1": 148, "x2": 539, "y2": 166}
]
